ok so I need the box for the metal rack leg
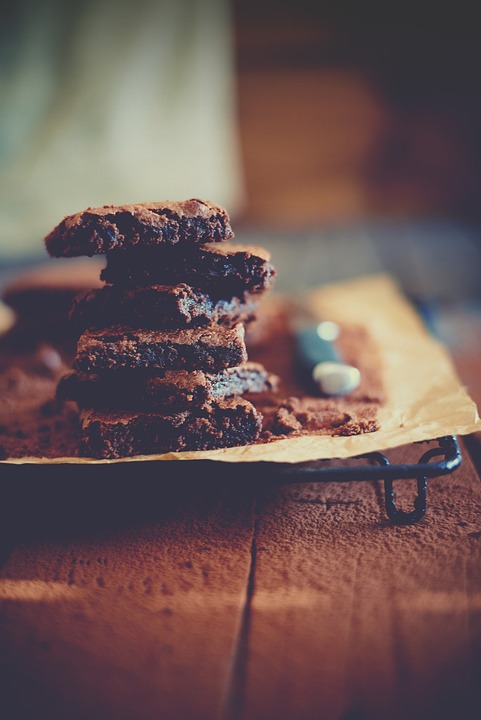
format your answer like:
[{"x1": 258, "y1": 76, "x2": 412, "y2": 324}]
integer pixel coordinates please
[
  {"x1": 280, "y1": 437, "x2": 460, "y2": 526},
  {"x1": 367, "y1": 451, "x2": 428, "y2": 525},
  {"x1": 383, "y1": 476, "x2": 427, "y2": 525},
  {"x1": 382, "y1": 440, "x2": 459, "y2": 525}
]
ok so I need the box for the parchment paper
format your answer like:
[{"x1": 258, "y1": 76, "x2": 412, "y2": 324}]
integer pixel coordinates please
[{"x1": 2, "y1": 274, "x2": 480, "y2": 465}]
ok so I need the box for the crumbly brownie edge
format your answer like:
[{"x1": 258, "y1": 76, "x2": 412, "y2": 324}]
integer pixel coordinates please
[
  {"x1": 58, "y1": 370, "x2": 211, "y2": 410},
  {"x1": 100, "y1": 243, "x2": 276, "y2": 294},
  {"x1": 210, "y1": 364, "x2": 279, "y2": 399},
  {"x1": 58, "y1": 362, "x2": 278, "y2": 411},
  {"x1": 73, "y1": 325, "x2": 247, "y2": 373},
  {"x1": 79, "y1": 399, "x2": 263, "y2": 458},
  {"x1": 70, "y1": 284, "x2": 260, "y2": 330},
  {"x1": 45, "y1": 199, "x2": 234, "y2": 257}
]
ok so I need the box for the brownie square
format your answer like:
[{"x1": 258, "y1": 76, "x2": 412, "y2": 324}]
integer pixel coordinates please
[
  {"x1": 79, "y1": 398, "x2": 263, "y2": 458},
  {"x1": 70, "y1": 283, "x2": 260, "y2": 331},
  {"x1": 58, "y1": 361, "x2": 278, "y2": 412},
  {"x1": 74, "y1": 324, "x2": 247, "y2": 373},
  {"x1": 100, "y1": 243, "x2": 275, "y2": 294},
  {"x1": 46, "y1": 199, "x2": 233, "y2": 257}
]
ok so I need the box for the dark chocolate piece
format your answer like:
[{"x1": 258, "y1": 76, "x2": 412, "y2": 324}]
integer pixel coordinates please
[
  {"x1": 74, "y1": 325, "x2": 247, "y2": 373},
  {"x1": 101, "y1": 243, "x2": 275, "y2": 294},
  {"x1": 79, "y1": 398, "x2": 263, "y2": 458},
  {"x1": 70, "y1": 283, "x2": 260, "y2": 330},
  {"x1": 58, "y1": 362, "x2": 278, "y2": 411},
  {"x1": 45, "y1": 199, "x2": 233, "y2": 257}
]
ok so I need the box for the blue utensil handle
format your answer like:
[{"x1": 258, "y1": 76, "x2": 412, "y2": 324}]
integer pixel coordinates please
[
  {"x1": 296, "y1": 327, "x2": 341, "y2": 372},
  {"x1": 295, "y1": 324, "x2": 361, "y2": 395}
]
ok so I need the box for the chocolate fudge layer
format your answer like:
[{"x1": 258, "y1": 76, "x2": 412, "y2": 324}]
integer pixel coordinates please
[
  {"x1": 70, "y1": 283, "x2": 260, "y2": 331},
  {"x1": 46, "y1": 199, "x2": 233, "y2": 257},
  {"x1": 74, "y1": 325, "x2": 247, "y2": 373},
  {"x1": 247, "y1": 299, "x2": 384, "y2": 440},
  {"x1": 101, "y1": 243, "x2": 275, "y2": 295},
  {"x1": 79, "y1": 398, "x2": 263, "y2": 459},
  {"x1": 58, "y1": 362, "x2": 278, "y2": 412}
]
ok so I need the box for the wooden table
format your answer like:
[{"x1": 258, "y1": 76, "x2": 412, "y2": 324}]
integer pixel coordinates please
[
  {"x1": 1, "y1": 442, "x2": 480, "y2": 720},
  {"x1": 1, "y1": 224, "x2": 481, "y2": 720}
]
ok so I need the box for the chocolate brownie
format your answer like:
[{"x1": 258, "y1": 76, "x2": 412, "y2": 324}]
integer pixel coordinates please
[
  {"x1": 79, "y1": 398, "x2": 263, "y2": 458},
  {"x1": 45, "y1": 199, "x2": 233, "y2": 257},
  {"x1": 101, "y1": 243, "x2": 275, "y2": 294},
  {"x1": 58, "y1": 362, "x2": 278, "y2": 411},
  {"x1": 70, "y1": 283, "x2": 260, "y2": 331},
  {"x1": 74, "y1": 325, "x2": 247, "y2": 373}
]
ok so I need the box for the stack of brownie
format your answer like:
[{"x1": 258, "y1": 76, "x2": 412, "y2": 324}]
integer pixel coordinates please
[{"x1": 45, "y1": 199, "x2": 276, "y2": 458}]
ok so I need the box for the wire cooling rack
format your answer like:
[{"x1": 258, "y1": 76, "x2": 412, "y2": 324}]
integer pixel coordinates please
[
  {"x1": 277, "y1": 436, "x2": 462, "y2": 525},
  {"x1": 0, "y1": 437, "x2": 462, "y2": 527}
]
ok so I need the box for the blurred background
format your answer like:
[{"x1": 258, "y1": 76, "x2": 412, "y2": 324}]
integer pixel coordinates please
[
  {"x1": 1, "y1": 0, "x2": 480, "y2": 383},
  {"x1": 2, "y1": 0, "x2": 481, "y2": 255},
  {"x1": 236, "y1": 0, "x2": 481, "y2": 225},
  {"x1": 2, "y1": 0, "x2": 481, "y2": 372},
  {"x1": 0, "y1": 0, "x2": 240, "y2": 257}
]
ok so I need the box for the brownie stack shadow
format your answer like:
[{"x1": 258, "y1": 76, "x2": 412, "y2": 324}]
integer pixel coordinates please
[{"x1": 46, "y1": 199, "x2": 277, "y2": 458}]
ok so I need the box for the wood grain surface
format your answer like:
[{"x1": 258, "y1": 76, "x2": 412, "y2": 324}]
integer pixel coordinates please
[
  {"x1": 1, "y1": 443, "x2": 481, "y2": 720},
  {"x1": 0, "y1": 466, "x2": 256, "y2": 720},
  {"x1": 240, "y1": 443, "x2": 481, "y2": 720}
]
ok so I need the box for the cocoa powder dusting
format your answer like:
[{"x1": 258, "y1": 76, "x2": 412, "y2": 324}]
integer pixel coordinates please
[
  {"x1": 0, "y1": 346, "x2": 79, "y2": 458},
  {"x1": 0, "y1": 299, "x2": 384, "y2": 459},
  {"x1": 246, "y1": 299, "x2": 384, "y2": 442}
]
